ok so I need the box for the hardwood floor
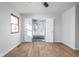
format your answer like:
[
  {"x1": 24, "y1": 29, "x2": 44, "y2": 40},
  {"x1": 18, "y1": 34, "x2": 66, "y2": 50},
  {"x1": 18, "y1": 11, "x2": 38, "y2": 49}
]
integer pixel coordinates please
[{"x1": 4, "y1": 42, "x2": 79, "y2": 57}]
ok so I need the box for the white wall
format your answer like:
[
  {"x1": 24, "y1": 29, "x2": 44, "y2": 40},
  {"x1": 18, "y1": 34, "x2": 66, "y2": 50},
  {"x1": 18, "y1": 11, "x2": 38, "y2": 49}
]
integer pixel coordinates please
[
  {"x1": 62, "y1": 6, "x2": 75, "y2": 49},
  {"x1": 75, "y1": 5, "x2": 79, "y2": 50},
  {"x1": 21, "y1": 14, "x2": 62, "y2": 42},
  {"x1": 0, "y1": 3, "x2": 21, "y2": 56}
]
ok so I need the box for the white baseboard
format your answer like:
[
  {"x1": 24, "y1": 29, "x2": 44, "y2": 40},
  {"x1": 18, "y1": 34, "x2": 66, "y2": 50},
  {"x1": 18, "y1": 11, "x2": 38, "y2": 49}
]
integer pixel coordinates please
[
  {"x1": 62, "y1": 41, "x2": 75, "y2": 50},
  {"x1": 0, "y1": 42, "x2": 21, "y2": 57}
]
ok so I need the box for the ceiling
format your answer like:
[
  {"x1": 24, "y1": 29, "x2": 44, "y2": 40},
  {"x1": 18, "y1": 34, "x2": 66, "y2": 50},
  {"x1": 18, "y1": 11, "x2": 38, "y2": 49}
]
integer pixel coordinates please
[{"x1": 8, "y1": 2, "x2": 79, "y2": 14}]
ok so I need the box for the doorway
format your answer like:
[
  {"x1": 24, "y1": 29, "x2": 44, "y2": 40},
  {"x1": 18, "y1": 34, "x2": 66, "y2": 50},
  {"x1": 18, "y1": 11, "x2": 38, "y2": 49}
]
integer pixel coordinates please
[
  {"x1": 24, "y1": 18, "x2": 54, "y2": 42},
  {"x1": 32, "y1": 19, "x2": 46, "y2": 42}
]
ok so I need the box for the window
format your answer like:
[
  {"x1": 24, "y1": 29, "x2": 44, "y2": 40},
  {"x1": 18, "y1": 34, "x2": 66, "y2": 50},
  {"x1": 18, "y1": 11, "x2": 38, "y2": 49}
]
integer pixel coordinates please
[{"x1": 11, "y1": 13, "x2": 19, "y2": 34}]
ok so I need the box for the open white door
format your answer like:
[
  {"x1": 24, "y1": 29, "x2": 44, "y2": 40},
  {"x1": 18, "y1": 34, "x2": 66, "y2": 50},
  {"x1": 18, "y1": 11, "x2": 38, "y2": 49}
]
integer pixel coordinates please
[
  {"x1": 24, "y1": 18, "x2": 32, "y2": 42},
  {"x1": 46, "y1": 18, "x2": 54, "y2": 42}
]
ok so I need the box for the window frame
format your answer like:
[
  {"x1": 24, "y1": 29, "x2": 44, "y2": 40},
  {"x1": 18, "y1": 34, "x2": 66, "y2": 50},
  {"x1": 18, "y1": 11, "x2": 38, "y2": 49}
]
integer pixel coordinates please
[{"x1": 11, "y1": 13, "x2": 19, "y2": 34}]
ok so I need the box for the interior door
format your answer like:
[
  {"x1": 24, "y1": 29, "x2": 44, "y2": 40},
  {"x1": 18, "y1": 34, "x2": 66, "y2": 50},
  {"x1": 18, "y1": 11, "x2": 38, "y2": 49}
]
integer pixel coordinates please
[
  {"x1": 46, "y1": 18, "x2": 54, "y2": 42},
  {"x1": 24, "y1": 18, "x2": 32, "y2": 42}
]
